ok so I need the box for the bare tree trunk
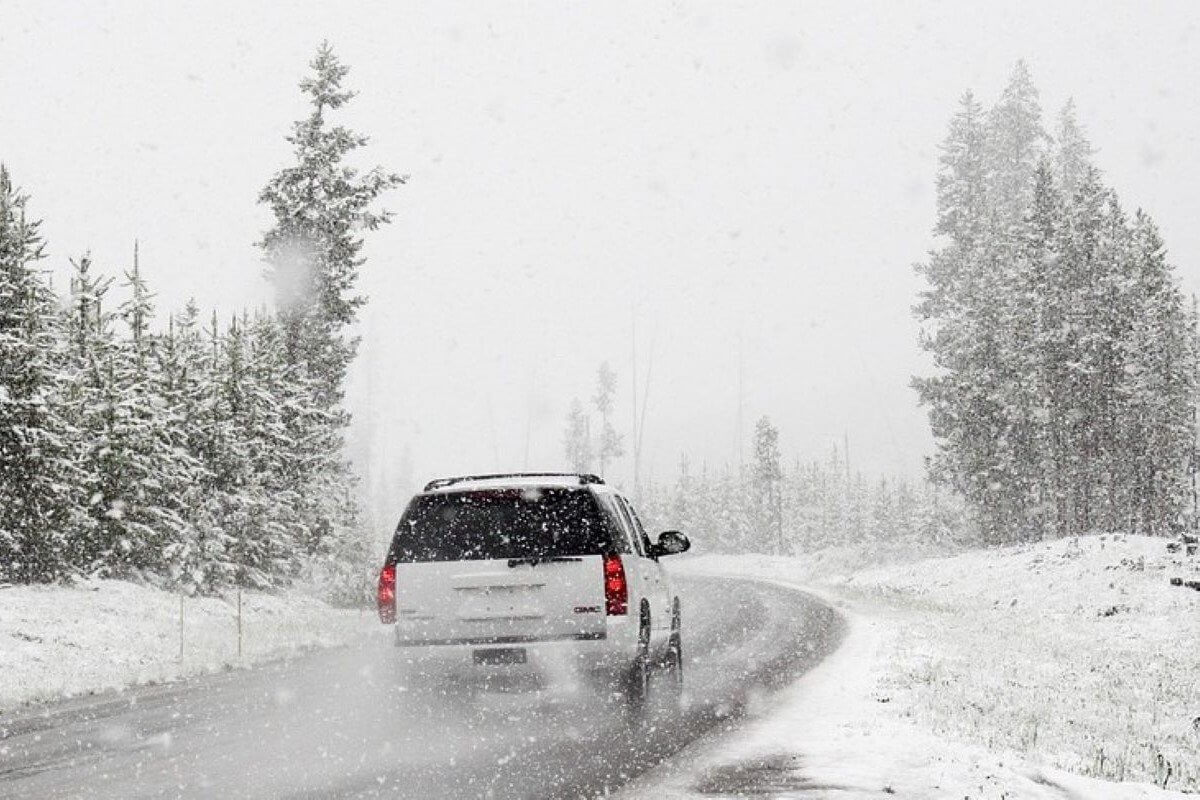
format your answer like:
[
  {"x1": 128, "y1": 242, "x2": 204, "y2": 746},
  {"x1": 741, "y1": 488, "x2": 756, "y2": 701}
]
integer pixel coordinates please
[
  {"x1": 635, "y1": 331, "x2": 655, "y2": 500},
  {"x1": 631, "y1": 306, "x2": 638, "y2": 492}
]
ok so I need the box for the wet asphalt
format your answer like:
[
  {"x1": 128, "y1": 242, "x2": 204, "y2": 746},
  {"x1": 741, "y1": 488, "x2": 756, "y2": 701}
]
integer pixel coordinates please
[{"x1": 0, "y1": 576, "x2": 845, "y2": 799}]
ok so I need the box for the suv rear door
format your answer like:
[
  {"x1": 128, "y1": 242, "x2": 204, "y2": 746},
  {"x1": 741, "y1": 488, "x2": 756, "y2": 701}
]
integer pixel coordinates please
[
  {"x1": 387, "y1": 487, "x2": 621, "y2": 646},
  {"x1": 614, "y1": 494, "x2": 672, "y2": 635}
]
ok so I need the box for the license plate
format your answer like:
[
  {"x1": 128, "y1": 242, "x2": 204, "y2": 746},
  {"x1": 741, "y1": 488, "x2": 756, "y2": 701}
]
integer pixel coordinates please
[{"x1": 473, "y1": 647, "x2": 527, "y2": 665}]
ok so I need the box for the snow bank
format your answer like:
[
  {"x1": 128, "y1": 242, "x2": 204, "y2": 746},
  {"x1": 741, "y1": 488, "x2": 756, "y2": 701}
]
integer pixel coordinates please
[
  {"x1": 625, "y1": 535, "x2": 1198, "y2": 798},
  {"x1": 0, "y1": 579, "x2": 372, "y2": 712}
]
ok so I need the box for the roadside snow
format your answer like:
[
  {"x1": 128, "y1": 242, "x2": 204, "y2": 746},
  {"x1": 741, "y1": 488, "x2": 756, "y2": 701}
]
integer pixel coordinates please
[
  {"x1": 0, "y1": 579, "x2": 372, "y2": 713},
  {"x1": 624, "y1": 536, "x2": 1198, "y2": 799}
]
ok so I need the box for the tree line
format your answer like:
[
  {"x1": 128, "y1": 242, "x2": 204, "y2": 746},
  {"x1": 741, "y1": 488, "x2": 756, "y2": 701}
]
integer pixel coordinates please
[
  {"x1": 0, "y1": 44, "x2": 401, "y2": 597},
  {"x1": 915, "y1": 62, "x2": 1198, "y2": 542},
  {"x1": 636, "y1": 416, "x2": 971, "y2": 556},
  {"x1": 559, "y1": 370, "x2": 970, "y2": 555}
]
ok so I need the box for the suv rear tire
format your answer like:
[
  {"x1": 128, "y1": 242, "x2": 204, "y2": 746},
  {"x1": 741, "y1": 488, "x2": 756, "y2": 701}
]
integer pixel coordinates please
[
  {"x1": 665, "y1": 600, "x2": 684, "y2": 704},
  {"x1": 621, "y1": 606, "x2": 653, "y2": 718}
]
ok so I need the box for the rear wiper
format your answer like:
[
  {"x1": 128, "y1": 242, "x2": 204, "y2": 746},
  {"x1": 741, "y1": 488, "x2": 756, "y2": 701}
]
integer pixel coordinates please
[{"x1": 507, "y1": 556, "x2": 583, "y2": 568}]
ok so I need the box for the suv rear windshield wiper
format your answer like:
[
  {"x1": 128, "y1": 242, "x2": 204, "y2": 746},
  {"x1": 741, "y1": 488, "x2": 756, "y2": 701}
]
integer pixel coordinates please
[{"x1": 507, "y1": 555, "x2": 583, "y2": 567}]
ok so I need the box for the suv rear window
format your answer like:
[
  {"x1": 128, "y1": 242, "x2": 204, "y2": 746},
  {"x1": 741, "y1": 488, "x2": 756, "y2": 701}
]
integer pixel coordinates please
[{"x1": 390, "y1": 487, "x2": 621, "y2": 563}]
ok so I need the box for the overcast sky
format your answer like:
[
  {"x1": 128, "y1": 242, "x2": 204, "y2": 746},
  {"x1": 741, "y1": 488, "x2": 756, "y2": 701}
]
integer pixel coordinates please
[{"x1": 3, "y1": 1, "x2": 1199, "y2": 519}]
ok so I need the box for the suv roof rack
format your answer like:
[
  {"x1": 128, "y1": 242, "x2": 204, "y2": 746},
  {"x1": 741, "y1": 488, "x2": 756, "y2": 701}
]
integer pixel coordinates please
[{"x1": 422, "y1": 472, "x2": 605, "y2": 492}]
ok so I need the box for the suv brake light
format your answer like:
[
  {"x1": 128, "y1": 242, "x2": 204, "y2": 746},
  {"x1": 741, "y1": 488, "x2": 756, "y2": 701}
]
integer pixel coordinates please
[
  {"x1": 603, "y1": 554, "x2": 628, "y2": 615},
  {"x1": 377, "y1": 563, "x2": 396, "y2": 624}
]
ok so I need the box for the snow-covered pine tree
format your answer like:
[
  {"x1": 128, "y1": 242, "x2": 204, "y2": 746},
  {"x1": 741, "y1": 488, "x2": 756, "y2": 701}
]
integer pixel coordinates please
[
  {"x1": 1022, "y1": 159, "x2": 1067, "y2": 536},
  {"x1": 750, "y1": 416, "x2": 783, "y2": 553},
  {"x1": 0, "y1": 166, "x2": 80, "y2": 582},
  {"x1": 217, "y1": 314, "x2": 272, "y2": 589},
  {"x1": 256, "y1": 43, "x2": 403, "y2": 580},
  {"x1": 243, "y1": 310, "x2": 306, "y2": 578},
  {"x1": 563, "y1": 398, "x2": 593, "y2": 472},
  {"x1": 919, "y1": 65, "x2": 1061, "y2": 540},
  {"x1": 257, "y1": 41, "x2": 404, "y2": 408},
  {"x1": 155, "y1": 300, "x2": 230, "y2": 591},
  {"x1": 985, "y1": 60, "x2": 1046, "y2": 233},
  {"x1": 1123, "y1": 212, "x2": 1198, "y2": 533},
  {"x1": 1057, "y1": 164, "x2": 1109, "y2": 533},
  {"x1": 1092, "y1": 192, "x2": 1139, "y2": 531},
  {"x1": 592, "y1": 361, "x2": 624, "y2": 478},
  {"x1": 914, "y1": 90, "x2": 1012, "y2": 540},
  {"x1": 985, "y1": 62, "x2": 1047, "y2": 539},
  {"x1": 59, "y1": 252, "x2": 118, "y2": 572},
  {"x1": 917, "y1": 67, "x2": 1197, "y2": 541},
  {"x1": 1056, "y1": 99, "x2": 1095, "y2": 201},
  {"x1": 179, "y1": 308, "x2": 247, "y2": 589},
  {"x1": 892, "y1": 479, "x2": 919, "y2": 543},
  {"x1": 106, "y1": 249, "x2": 197, "y2": 577},
  {"x1": 61, "y1": 250, "x2": 195, "y2": 578}
]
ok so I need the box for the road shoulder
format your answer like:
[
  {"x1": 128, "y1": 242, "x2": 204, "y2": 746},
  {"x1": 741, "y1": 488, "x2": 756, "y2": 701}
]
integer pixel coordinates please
[{"x1": 622, "y1": 544, "x2": 1194, "y2": 799}]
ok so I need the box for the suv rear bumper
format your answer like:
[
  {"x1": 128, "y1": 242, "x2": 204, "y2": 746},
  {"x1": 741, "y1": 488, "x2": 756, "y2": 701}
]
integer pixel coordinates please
[{"x1": 393, "y1": 616, "x2": 638, "y2": 684}]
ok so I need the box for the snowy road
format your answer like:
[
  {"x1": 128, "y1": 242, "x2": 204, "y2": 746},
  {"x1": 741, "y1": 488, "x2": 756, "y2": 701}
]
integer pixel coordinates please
[{"x1": 0, "y1": 576, "x2": 843, "y2": 799}]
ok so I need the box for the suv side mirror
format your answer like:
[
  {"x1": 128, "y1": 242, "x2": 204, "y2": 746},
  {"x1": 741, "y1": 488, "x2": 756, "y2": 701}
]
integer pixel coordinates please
[{"x1": 653, "y1": 530, "x2": 690, "y2": 557}]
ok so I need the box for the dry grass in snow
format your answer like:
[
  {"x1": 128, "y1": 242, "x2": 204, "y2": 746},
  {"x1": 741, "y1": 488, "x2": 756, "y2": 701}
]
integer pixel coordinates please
[
  {"x1": 647, "y1": 534, "x2": 1200, "y2": 798},
  {"x1": 833, "y1": 534, "x2": 1200, "y2": 792}
]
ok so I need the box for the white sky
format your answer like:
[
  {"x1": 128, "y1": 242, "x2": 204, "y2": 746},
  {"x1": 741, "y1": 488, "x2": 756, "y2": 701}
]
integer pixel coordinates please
[{"x1": 3, "y1": 1, "x2": 1199, "y2": 518}]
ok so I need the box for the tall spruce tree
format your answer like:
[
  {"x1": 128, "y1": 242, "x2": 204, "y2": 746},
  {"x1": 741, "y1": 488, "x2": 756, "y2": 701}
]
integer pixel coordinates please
[
  {"x1": 257, "y1": 43, "x2": 403, "y2": 578},
  {"x1": 592, "y1": 361, "x2": 624, "y2": 477},
  {"x1": 1056, "y1": 99, "x2": 1094, "y2": 199},
  {"x1": 156, "y1": 301, "x2": 228, "y2": 591},
  {"x1": 1123, "y1": 213, "x2": 1197, "y2": 532},
  {"x1": 106, "y1": 250, "x2": 196, "y2": 576},
  {"x1": 914, "y1": 89, "x2": 1009, "y2": 536},
  {"x1": 0, "y1": 167, "x2": 79, "y2": 582},
  {"x1": 751, "y1": 416, "x2": 783, "y2": 553},
  {"x1": 563, "y1": 398, "x2": 593, "y2": 472},
  {"x1": 257, "y1": 41, "x2": 404, "y2": 408}
]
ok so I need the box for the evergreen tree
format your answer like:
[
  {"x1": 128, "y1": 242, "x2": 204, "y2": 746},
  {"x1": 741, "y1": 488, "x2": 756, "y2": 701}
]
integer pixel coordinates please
[
  {"x1": 915, "y1": 87, "x2": 1015, "y2": 538},
  {"x1": 915, "y1": 64, "x2": 1198, "y2": 541},
  {"x1": 934, "y1": 91, "x2": 989, "y2": 249},
  {"x1": 1056, "y1": 99, "x2": 1095, "y2": 199},
  {"x1": 257, "y1": 41, "x2": 404, "y2": 409},
  {"x1": 55, "y1": 251, "x2": 191, "y2": 577},
  {"x1": 257, "y1": 43, "x2": 403, "y2": 576},
  {"x1": 563, "y1": 398, "x2": 593, "y2": 472},
  {"x1": 156, "y1": 301, "x2": 229, "y2": 591},
  {"x1": 751, "y1": 416, "x2": 783, "y2": 553},
  {"x1": 592, "y1": 361, "x2": 624, "y2": 477},
  {"x1": 1123, "y1": 213, "x2": 1197, "y2": 532},
  {"x1": 0, "y1": 166, "x2": 79, "y2": 582},
  {"x1": 1022, "y1": 159, "x2": 1067, "y2": 536},
  {"x1": 107, "y1": 250, "x2": 196, "y2": 576},
  {"x1": 985, "y1": 60, "x2": 1045, "y2": 233}
]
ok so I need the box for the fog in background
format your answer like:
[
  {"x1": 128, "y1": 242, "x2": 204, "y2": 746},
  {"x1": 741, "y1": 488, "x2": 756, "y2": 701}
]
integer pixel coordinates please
[{"x1": 3, "y1": 1, "x2": 1198, "y2": 526}]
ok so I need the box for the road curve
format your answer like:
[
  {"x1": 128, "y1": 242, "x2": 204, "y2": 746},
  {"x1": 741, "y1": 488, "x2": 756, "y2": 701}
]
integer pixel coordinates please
[{"x1": 0, "y1": 575, "x2": 845, "y2": 799}]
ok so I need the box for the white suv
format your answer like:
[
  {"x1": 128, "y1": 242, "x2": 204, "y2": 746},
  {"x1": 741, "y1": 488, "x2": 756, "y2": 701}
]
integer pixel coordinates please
[{"x1": 376, "y1": 473, "x2": 691, "y2": 710}]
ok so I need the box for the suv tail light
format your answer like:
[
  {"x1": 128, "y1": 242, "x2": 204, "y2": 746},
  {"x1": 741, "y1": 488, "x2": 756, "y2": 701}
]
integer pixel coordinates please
[
  {"x1": 603, "y1": 554, "x2": 628, "y2": 616},
  {"x1": 377, "y1": 563, "x2": 396, "y2": 624}
]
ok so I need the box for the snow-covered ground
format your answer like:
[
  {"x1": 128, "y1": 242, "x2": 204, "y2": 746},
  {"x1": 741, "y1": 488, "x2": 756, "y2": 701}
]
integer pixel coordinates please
[
  {"x1": 625, "y1": 535, "x2": 1199, "y2": 799},
  {"x1": 0, "y1": 580, "x2": 372, "y2": 713}
]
